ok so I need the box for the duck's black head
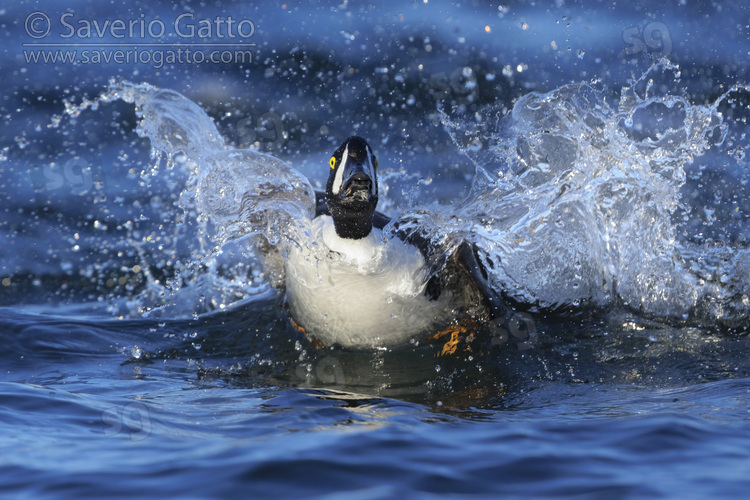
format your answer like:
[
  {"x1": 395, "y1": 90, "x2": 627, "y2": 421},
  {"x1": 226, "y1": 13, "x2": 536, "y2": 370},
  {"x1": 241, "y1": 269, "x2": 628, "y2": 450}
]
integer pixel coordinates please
[{"x1": 326, "y1": 136, "x2": 379, "y2": 239}]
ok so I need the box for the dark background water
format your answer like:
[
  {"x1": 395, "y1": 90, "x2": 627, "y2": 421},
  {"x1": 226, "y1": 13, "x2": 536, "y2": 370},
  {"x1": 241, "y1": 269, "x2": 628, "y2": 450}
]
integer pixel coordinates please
[{"x1": 2, "y1": 1, "x2": 750, "y2": 498}]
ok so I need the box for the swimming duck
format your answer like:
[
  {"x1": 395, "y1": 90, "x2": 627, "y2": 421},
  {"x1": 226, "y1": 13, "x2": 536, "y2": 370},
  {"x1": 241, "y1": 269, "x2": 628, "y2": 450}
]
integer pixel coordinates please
[{"x1": 283, "y1": 136, "x2": 501, "y2": 350}]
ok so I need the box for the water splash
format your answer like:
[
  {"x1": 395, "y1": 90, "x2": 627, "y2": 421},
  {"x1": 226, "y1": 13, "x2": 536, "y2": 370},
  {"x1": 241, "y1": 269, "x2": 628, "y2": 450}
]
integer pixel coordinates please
[
  {"x1": 441, "y1": 61, "x2": 750, "y2": 328},
  {"x1": 64, "y1": 64, "x2": 750, "y2": 331},
  {"x1": 61, "y1": 79, "x2": 314, "y2": 317}
]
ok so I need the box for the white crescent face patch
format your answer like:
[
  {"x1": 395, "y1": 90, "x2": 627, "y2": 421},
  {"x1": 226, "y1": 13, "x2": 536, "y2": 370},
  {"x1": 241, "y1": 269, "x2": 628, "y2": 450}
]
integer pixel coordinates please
[{"x1": 331, "y1": 143, "x2": 349, "y2": 196}]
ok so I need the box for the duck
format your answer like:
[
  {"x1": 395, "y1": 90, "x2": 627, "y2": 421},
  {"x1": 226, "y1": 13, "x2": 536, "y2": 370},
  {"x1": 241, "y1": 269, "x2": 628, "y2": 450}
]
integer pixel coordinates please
[{"x1": 283, "y1": 136, "x2": 503, "y2": 350}]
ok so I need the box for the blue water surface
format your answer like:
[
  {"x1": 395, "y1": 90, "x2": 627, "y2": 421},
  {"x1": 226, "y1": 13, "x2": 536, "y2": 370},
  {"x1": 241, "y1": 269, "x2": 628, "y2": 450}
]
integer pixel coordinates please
[{"x1": 2, "y1": 1, "x2": 750, "y2": 498}]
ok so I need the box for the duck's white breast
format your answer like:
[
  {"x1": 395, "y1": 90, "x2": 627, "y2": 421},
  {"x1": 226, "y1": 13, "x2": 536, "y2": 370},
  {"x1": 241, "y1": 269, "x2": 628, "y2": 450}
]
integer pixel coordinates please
[{"x1": 284, "y1": 216, "x2": 453, "y2": 349}]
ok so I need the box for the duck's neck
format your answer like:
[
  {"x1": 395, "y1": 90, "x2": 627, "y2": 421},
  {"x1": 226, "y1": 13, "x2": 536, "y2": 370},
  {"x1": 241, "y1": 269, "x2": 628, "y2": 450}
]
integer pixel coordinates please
[
  {"x1": 326, "y1": 194, "x2": 377, "y2": 240},
  {"x1": 330, "y1": 212, "x2": 374, "y2": 239}
]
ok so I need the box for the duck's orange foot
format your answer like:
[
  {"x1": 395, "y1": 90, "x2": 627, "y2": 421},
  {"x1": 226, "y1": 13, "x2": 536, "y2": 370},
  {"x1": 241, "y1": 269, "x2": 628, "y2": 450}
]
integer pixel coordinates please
[
  {"x1": 289, "y1": 316, "x2": 324, "y2": 349},
  {"x1": 427, "y1": 318, "x2": 478, "y2": 357}
]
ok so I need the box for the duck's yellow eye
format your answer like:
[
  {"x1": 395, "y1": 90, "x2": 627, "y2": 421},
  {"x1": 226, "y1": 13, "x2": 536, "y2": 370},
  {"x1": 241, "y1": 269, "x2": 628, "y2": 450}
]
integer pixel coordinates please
[
  {"x1": 372, "y1": 156, "x2": 379, "y2": 169},
  {"x1": 329, "y1": 156, "x2": 336, "y2": 169}
]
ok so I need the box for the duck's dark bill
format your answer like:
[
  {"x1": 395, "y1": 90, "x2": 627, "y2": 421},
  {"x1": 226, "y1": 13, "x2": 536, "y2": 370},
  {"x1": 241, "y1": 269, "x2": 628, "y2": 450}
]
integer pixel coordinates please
[{"x1": 343, "y1": 173, "x2": 373, "y2": 200}]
